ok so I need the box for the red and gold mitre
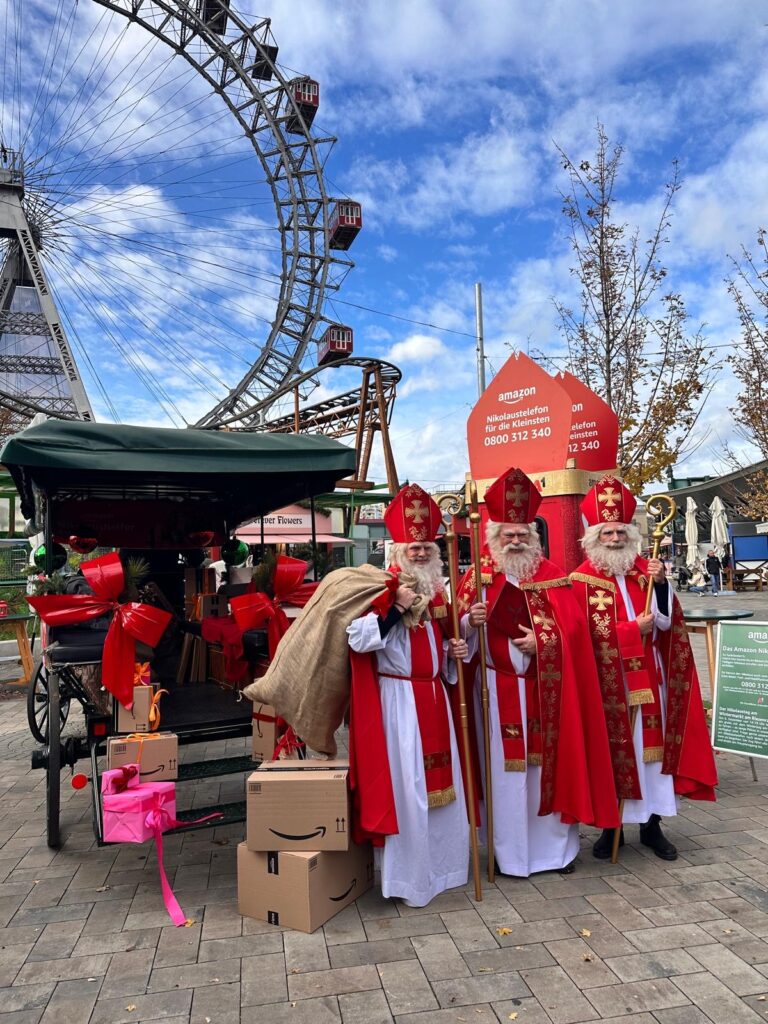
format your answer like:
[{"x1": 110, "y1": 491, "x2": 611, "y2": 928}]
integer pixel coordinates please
[
  {"x1": 384, "y1": 483, "x2": 442, "y2": 543},
  {"x1": 484, "y1": 466, "x2": 541, "y2": 524},
  {"x1": 580, "y1": 475, "x2": 636, "y2": 527}
]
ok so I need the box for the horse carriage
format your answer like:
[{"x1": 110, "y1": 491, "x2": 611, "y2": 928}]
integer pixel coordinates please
[{"x1": 1, "y1": 419, "x2": 355, "y2": 849}]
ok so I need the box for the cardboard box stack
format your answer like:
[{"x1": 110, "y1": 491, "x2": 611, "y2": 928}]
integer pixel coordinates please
[
  {"x1": 238, "y1": 759, "x2": 373, "y2": 932},
  {"x1": 107, "y1": 732, "x2": 179, "y2": 781}
]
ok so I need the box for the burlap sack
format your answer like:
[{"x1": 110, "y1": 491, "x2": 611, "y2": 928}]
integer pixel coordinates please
[{"x1": 242, "y1": 564, "x2": 428, "y2": 756}]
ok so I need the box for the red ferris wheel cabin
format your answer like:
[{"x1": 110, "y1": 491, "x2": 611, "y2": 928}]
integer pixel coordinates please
[
  {"x1": 317, "y1": 324, "x2": 354, "y2": 366},
  {"x1": 286, "y1": 78, "x2": 320, "y2": 133},
  {"x1": 329, "y1": 201, "x2": 362, "y2": 250}
]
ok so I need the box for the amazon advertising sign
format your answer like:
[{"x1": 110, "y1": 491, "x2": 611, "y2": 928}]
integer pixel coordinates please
[
  {"x1": 467, "y1": 352, "x2": 619, "y2": 481},
  {"x1": 712, "y1": 621, "x2": 768, "y2": 759}
]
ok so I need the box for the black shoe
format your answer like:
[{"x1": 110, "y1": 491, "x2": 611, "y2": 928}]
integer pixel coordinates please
[
  {"x1": 592, "y1": 827, "x2": 624, "y2": 859},
  {"x1": 559, "y1": 860, "x2": 576, "y2": 874},
  {"x1": 639, "y1": 814, "x2": 678, "y2": 861}
]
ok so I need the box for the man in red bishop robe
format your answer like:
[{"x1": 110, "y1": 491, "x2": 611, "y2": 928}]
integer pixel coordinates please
[
  {"x1": 459, "y1": 467, "x2": 619, "y2": 877},
  {"x1": 346, "y1": 483, "x2": 470, "y2": 908},
  {"x1": 570, "y1": 476, "x2": 717, "y2": 861}
]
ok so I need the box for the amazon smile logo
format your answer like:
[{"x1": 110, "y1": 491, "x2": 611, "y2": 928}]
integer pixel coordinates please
[{"x1": 268, "y1": 825, "x2": 327, "y2": 842}]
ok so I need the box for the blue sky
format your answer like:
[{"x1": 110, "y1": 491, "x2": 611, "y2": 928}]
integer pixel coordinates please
[{"x1": 2, "y1": 1, "x2": 766, "y2": 489}]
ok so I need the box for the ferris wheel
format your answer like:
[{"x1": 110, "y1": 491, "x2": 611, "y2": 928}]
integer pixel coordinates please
[{"x1": 0, "y1": 0, "x2": 361, "y2": 433}]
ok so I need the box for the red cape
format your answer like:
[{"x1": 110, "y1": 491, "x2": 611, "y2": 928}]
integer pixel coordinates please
[{"x1": 456, "y1": 558, "x2": 620, "y2": 828}]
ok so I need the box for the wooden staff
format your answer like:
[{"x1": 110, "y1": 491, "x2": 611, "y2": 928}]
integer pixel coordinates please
[
  {"x1": 438, "y1": 493, "x2": 483, "y2": 902},
  {"x1": 469, "y1": 479, "x2": 494, "y2": 882},
  {"x1": 611, "y1": 493, "x2": 677, "y2": 864}
]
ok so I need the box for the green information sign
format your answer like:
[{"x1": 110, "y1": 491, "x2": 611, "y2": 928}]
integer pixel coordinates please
[{"x1": 712, "y1": 621, "x2": 768, "y2": 759}]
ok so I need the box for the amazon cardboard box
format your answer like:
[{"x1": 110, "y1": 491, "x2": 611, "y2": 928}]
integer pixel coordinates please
[
  {"x1": 246, "y1": 760, "x2": 350, "y2": 852},
  {"x1": 116, "y1": 684, "x2": 154, "y2": 734},
  {"x1": 237, "y1": 840, "x2": 373, "y2": 933},
  {"x1": 107, "y1": 732, "x2": 178, "y2": 781},
  {"x1": 251, "y1": 703, "x2": 279, "y2": 762}
]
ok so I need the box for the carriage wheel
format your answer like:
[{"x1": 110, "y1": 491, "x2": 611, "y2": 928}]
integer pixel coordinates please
[
  {"x1": 45, "y1": 672, "x2": 62, "y2": 849},
  {"x1": 27, "y1": 664, "x2": 70, "y2": 745}
]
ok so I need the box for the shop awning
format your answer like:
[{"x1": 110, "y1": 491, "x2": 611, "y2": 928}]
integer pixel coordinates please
[{"x1": 236, "y1": 528, "x2": 354, "y2": 545}]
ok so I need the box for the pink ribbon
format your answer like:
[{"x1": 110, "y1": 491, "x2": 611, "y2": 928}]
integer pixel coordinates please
[{"x1": 144, "y1": 804, "x2": 223, "y2": 927}]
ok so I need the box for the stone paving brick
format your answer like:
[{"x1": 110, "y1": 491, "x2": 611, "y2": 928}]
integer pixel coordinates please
[
  {"x1": 492, "y1": 995, "x2": 555, "y2": 1024},
  {"x1": 653, "y1": 1007, "x2": 713, "y2": 1024},
  {"x1": 641, "y1": 901, "x2": 726, "y2": 926},
  {"x1": 602, "y1": 874, "x2": 669, "y2": 908},
  {"x1": 27, "y1": 920, "x2": 83, "y2": 962},
  {"x1": 602, "y1": 948, "x2": 702, "y2": 982},
  {"x1": 624, "y1": 923, "x2": 718, "y2": 952},
  {"x1": 13, "y1": 952, "x2": 111, "y2": 987},
  {"x1": 688, "y1": 943, "x2": 768, "y2": 996},
  {"x1": 0, "y1": 939, "x2": 36, "y2": 986},
  {"x1": 543, "y1": 937, "x2": 618, "y2": 989},
  {"x1": 463, "y1": 944, "x2": 555, "y2": 974},
  {"x1": 100, "y1": 948, "x2": 155, "y2": 998},
  {"x1": 190, "y1": 980, "x2": 241, "y2": 1024},
  {"x1": 410, "y1": 933, "x2": 469, "y2": 982},
  {"x1": 657, "y1": 881, "x2": 740, "y2": 905},
  {"x1": 586, "y1": 978, "x2": 690, "y2": 1016},
  {"x1": 324, "y1": 904, "x2": 368, "y2": 946},
  {"x1": 338, "y1": 989, "x2": 393, "y2": 1023},
  {"x1": 392, "y1": 1006, "x2": 492, "y2": 1023},
  {"x1": 518, "y1": 965, "x2": 598, "y2": 1023},
  {"x1": 79, "y1": 898, "x2": 132, "y2": 935},
  {"x1": 354, "y1": 889, "x2": 400, "y2": 922},
  {"x1": 199, "y1": 900, "x2": 242, "y2": 941},
  {"x1": 396, "y1": 891, "x2": 473, "y2": 917},
  {"x1": 432, "y1": 970, "x2": 530, "y2": 1009},
  {"x1": 284, "y1": 929, "x2": 332, "y2": 974},
  {"x1": 0, "y1": 982, "x2": 54, "y2": 1011},
  {"x1": 584, "y1": 894, "x2": 653, "y2": 932},
  {"x1": 726, "y1": 878, "x2": 768, "y2": 914},
  {"x1": 89, "y1": 989, "x2": 193, "y2": 1024},
  {"x1": 152, "y1": 919, "x2": 200, "y2": 969},
  {"x1": 250, "y1": 994, "x2": 343, "y2": 1024},
  {"x1": 147, "y1": 956, "x2": 240, "y2": 993},
  {"x1": 10, "y1": 903, "x2": 93, "y2": 927},
  {"x1": 240, "y1": 951, "x2": 288, "y2": 1006},
  {"x1": 377, "y1": 959, "x2": 437, "y2": 1014},
  {"x1": 516, "y1": 897, "x2": 595, "y2": 923},
  {"x1": 364, "y1": 914, "x2": 447, "y2": 942},
  {"x1": 0, "y1": 1010, "x2": 43, "y2": 1024},
  {"x1": 472, "y1": 888, "x2": 525, "y2": 931},
  {"x1": 329, "y1": 937, "x2": 418, "y2": 969},
  {"x1": 530, "y1": 876, "x2": 612, "y2": 900},
  {"x1": 566, "y1": 915, "x2": 637, "y2": 958},
  {"x1": 39, "y1": 977, "x2": 100, "y2": 1024},
  {"x1": 671, "y1": 970, "x2": 766, "y2": 1024},
  {"x1": 438, "y1": 909, "x2": 498, "y2": 952},
  {"x1": 288, "y1": 964, "x2": 381, "y2": 1000},
  {"x1": 197, "y1": 931, "x2": 282, "y2": 964}
]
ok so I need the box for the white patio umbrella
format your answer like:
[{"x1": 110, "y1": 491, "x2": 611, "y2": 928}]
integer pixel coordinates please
[
  {"x1": 709, "y1": 496, "x2": 730, "y2": 560},
  {"x1": 685, "y1": 497, "x2": 700, "y2": 570}
]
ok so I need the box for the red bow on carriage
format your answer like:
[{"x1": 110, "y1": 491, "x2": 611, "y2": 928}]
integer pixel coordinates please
[{"x1": 27, "y1": 552, "x2": 172, "y2": 709}]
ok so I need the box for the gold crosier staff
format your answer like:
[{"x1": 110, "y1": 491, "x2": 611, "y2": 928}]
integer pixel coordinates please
[
  {"x1": 437, "y1": 493, "x2": 483, "y2": 902},
  {"x1": 469, "y1": 479, "x2": 495, "y2": 882},
  {"x1": 610, "y1": 493, "x2": 677, "y2": 864}
]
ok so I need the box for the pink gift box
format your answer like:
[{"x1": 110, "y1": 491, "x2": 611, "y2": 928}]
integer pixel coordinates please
[{"x1": 102, "y1": 780, "x2": 176, "y2": 844}]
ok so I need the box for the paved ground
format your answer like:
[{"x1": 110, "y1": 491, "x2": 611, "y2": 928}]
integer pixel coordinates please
[{"x1": 1, "y1": 588, "x2": 768, "y2": 1023}]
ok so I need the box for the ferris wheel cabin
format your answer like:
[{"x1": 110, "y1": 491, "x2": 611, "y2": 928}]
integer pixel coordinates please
[
  {"x1": 286, "y1": 78, "x2": 320, "y2": 133},
  {"x1": 250, "y1": 45, "x2": 279, "y2": 81},
  {"x1": 201, "y1": 0, "x2": 229, "y2": 34},
  {"x1": 317, "y1": 325, "x2": 354, "y2": 366},
  {"x1": 329, "y1": 201, "x2": 363, "y2": 250}
]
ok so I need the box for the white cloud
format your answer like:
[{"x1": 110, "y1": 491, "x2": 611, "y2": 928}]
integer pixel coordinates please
[{"x1": 386, "y1": 334, "x2": 448, "y2": 364}]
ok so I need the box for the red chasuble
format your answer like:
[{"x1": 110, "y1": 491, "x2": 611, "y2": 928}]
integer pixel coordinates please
[
  {"x1": 570, "y1": 557, "x2": 717, "y2": 803},
  {"x1": 457, "y1": 557, "x2": 619, "y2": 828}
]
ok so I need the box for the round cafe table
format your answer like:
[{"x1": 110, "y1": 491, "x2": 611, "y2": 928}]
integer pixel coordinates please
[{"x1": 683, "y1": 607, "x2": 754, "y2": 693}]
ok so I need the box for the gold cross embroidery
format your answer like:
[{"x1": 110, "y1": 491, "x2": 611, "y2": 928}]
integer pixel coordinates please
[
  {"x1": 406, "y1": 499, "x2": 428, "y2": 524},
  {"x1": 504, "y1": 725, "x2": 521, "y2": 738},
  {"x1": 541, "y1": 665, "x2": 562, "y2": 684},
  {"x1": 589, "y1": 589, "x2": 614, "y2": 612},
  {"x1": 506, "y1": 484, "x2": 528, "y2": 507},
  {"x1": 626, "y1": 657, "x2": 643, "y2": 671},
  {"x1": 598, "y1": 641, "x2": 619, "y2": 665},
  {"x1": 645, "y1": 715, "x2": 660, "y2": 729},
  {"x1": 599, "y1": 486, "x2": 619, "y2": 508},
  {"x1": 533, "y1": 612, "x2": 555, "y2": 631}
]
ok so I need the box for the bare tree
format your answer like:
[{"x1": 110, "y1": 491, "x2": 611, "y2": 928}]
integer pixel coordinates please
[
  {"x1": 553, "y1": 124, "x2": 717, "y2": 491},
  {"x1": 726, "y1": 229, "x2": 768, "y2": 518}
]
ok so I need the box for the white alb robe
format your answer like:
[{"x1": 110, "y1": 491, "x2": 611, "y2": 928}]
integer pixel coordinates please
[
  {"x1": 613, "y1": 574, "x2": 678, "y2": 824},
  {"x1": 462, "y1": 574, "x2": 579, "y2": 877},
  {"x1": 346, "y1": 613, "x2": 469, "y2": 907}
]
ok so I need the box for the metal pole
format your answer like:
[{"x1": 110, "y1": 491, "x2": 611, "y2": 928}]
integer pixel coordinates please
[
  {"x1": 310, "y1": 495, "x2": 318, "y2": 581},
  {"x1": 475, "y1": 283, "x2": 486, "y2": 398}
]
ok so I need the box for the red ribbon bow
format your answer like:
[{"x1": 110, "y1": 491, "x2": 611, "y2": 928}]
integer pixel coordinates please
[
  {"x1": 230, "y1": 555, "x2": 318, "y2": 657},
  {"x1": 27, "y1": 553, "x2": 172, "y2": 710}
]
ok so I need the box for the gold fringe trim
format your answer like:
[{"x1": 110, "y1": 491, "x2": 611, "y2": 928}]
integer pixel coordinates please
[
  {"x1": 527, "y1": 753, "x2": 543, "y2": 766},
  {"x1": 643, "y1": 746, "x2": 664, "y2": 764},
  {"x1": 427, "y1": 785, "x2": 456, "y2": 808},
  {"x1": 431, "y1": 605, "x2": 447, "y2": 619},
  {"x1": 520, "y1": 576, "x2": 570, "y2": 591},
  {"x1": 569, "y1": 572, "x2": 616, "y2": 592},
  {"x1": 504, "y1": 758, "x2": 527, "y2": 772},
  {"x1": 628, "y1": 688, "x2": 654, "y2": 706}
]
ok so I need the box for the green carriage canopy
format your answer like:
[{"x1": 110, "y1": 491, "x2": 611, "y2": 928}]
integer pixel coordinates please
[{"x1": 1, "y1": 421, "x2": 356, "y2": 548}]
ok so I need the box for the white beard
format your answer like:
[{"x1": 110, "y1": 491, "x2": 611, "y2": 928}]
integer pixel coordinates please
[
  {"x1": 488, "y1": 539, "x2": 542, "y2": 582},
  {"x1": 400, "y1": 558, "x2": 444, "y2": 598},
  {"x1": 588, "y1": 545, "x2": 637, "y2": 577}
]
